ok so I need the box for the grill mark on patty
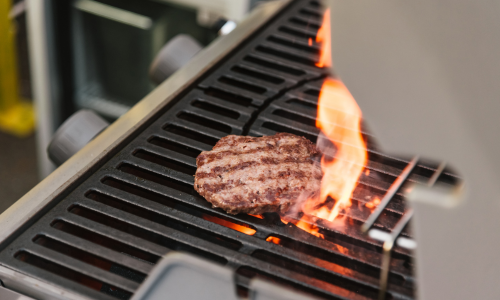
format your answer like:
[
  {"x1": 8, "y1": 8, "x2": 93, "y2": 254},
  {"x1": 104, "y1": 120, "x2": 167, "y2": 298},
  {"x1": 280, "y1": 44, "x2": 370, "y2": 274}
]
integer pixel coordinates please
[
  {"x1": 199, "y1": 165, "x2": 320, "y2": 193},
  {"x1": 196, "y1": 158, "x2": 316, "y2": 179},
  {"x1": 197, "y1": 167, "x2": 321, "y2": 192},
  {"x1": 198, "y1": 145, "x2": 279, "y2": 167},
  {"x1": 198, "y1": 145, "x2": 317, "y2": 169},
  {"x1": 197, "y1": 135, "x2": 317, "y2": 167},
  {"x1": 199, "y1": 169, "x2": 320, "y2": 198}
]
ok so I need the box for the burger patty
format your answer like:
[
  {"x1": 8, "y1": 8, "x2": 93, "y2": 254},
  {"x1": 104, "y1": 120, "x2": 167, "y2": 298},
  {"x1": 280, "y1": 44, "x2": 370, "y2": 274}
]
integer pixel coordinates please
[{"x1": 194, "y1": 133, "x2": 322, "y2": 215}]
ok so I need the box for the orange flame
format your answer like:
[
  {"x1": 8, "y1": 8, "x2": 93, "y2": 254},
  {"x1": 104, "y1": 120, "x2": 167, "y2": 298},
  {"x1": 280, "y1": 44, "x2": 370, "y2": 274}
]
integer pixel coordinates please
[
  {"x1": 315, "y1": 8, "x2": 331, "y2": 68},
  {"x1": 306, "y1": 7, "x2": 367, "y2": 222},
  {"x1": 302, "y1": 78, "x2": 368, "y2": 222},
  {"x1": 202, "y1": 215, "x2": 256, "y2": 235},
  {"x1": 282, "y1": 8, "x2": 368, "y2": 237}
]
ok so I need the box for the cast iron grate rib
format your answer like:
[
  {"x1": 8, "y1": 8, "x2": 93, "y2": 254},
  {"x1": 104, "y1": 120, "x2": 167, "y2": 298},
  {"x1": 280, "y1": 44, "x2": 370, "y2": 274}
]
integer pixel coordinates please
[{"x1": 0, "y1": 1, "x2": 459, "y2": 300}]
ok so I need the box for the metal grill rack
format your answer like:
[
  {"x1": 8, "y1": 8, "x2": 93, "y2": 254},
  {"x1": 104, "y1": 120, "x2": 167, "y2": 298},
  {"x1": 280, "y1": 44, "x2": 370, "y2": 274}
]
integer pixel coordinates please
[
  {"x1": 251, "y1": 79, "x2": 458, "y2": 238},
  {"x1": 0, "y1": 1, "x2": 460, "y2": 300},
  {"x1": 249, "y1": 75, "x2": 460, "y2": 299}
]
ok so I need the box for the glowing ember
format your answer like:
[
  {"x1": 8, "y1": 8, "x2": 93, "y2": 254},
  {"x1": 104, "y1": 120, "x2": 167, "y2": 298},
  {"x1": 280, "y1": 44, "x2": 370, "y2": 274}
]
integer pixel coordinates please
[
  {"x1": 334, "y1": 244, "x2": 350, "y2": 255},
  {"x1": 308, "y1": 37, "x2": 313, "y2": 46},
  {"x1": 365, "y1": 169, "x2": 370, "y2": 176},
  {"x1": 295, "y1": 218, "x2": 325, "y2": 238},
  {"x1": 282, "y1": 8, "x2": 368, "y2": 238},
  {"x1": 315, "y1": 8, "x2": 331, "y2": 68},
  {"x1": 202, "y1": 215, "x2": 256, "y2": 235},
  {"x1": 365, "y1": 197, "x2": 381, "y2": 210},
  {"x1": 248, "y1": 214, "x2": 264, "y2": 219},
  {"x1": 266, "y1": 236, "x2": 281, "y2": 244}
]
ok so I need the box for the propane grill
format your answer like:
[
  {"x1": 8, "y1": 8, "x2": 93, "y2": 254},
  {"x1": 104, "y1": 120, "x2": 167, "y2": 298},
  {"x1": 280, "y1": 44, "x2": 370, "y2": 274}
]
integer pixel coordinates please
[{"x1": 0, "y1": 1, "x2": 461, "y2": 300}]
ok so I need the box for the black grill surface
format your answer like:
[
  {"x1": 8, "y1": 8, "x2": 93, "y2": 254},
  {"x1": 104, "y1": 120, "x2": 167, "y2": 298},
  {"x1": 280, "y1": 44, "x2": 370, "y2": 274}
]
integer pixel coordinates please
[{"x1": 0, "y1": 1, "x2": 459, "y2": 300}]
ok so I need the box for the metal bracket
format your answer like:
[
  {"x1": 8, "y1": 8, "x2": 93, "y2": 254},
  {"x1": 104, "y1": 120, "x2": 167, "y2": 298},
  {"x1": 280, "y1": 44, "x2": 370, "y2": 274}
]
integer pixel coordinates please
[
  {"x1": 368, "y1": 162, "x2": 446, "y2": 300},
  {"x1": 132, "y1": 252, "x2": 316, "y2": 300},
  {"x1": 0, "y1": 285, "x2": 35, "y2": 300}
]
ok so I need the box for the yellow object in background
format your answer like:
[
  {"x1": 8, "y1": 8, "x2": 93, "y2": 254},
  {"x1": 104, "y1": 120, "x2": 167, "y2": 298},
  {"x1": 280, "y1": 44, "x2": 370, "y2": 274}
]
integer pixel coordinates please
[{"x1": 0, "y1": 0, "x2": 34, "y2": 137}]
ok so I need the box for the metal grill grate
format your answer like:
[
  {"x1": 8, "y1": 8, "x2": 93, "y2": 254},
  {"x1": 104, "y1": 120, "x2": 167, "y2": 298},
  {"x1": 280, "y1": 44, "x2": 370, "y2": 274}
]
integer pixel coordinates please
[{"x1": 0, "y1": 1, "x2": 459, "y2": 300}]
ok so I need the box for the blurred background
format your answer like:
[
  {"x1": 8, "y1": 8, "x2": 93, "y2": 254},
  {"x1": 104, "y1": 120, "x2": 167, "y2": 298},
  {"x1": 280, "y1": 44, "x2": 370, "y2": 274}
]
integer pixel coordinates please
[{"x1": 0, "y1": 0, "x2": 266, "y2": 214}]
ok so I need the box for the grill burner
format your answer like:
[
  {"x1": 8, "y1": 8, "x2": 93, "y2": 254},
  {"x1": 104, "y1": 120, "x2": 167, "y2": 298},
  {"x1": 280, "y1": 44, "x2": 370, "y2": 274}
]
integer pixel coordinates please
[{"x1": 0, "y1": 1, "x2": 460, "y2": 300}]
